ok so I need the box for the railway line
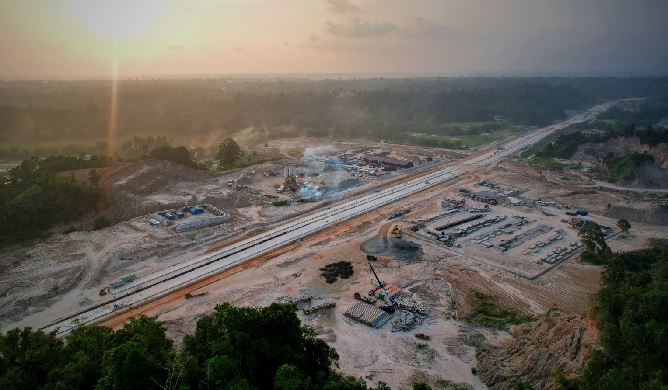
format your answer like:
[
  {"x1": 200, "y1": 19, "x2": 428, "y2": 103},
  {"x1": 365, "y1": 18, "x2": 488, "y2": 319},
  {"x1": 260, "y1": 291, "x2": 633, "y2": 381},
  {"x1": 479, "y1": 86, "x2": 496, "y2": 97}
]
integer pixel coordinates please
[{"x1": 40, "y1": 101, "x2": 617, "y2": 335}]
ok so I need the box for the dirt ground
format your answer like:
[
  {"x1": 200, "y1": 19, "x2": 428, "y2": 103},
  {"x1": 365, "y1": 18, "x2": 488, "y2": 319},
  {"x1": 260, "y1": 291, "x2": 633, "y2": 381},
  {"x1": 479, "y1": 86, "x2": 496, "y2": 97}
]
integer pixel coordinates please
[{"x1": 1, "y1": 140, "x2": 666, "y2": 389}]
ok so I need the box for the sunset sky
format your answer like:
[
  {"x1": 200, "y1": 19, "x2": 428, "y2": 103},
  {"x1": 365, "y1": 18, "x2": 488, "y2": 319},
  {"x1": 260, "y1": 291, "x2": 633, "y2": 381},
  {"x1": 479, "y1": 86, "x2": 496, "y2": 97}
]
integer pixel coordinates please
[{"x1": 1, "y1": 0, "x2": 667, "y2": 79}]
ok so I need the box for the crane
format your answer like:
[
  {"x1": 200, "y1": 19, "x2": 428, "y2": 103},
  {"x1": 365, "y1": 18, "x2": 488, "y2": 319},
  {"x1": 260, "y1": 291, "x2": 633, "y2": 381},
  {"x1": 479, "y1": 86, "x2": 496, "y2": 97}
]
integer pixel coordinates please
[{"x1": 368, "y1": 261, "x2": 396, "y2": 313}]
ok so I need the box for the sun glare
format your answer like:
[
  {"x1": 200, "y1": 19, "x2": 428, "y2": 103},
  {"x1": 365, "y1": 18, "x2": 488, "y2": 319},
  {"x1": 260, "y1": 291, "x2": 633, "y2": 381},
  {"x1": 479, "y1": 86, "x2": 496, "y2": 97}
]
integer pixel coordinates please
[{"x1": 66, "y1": 0, "x2": 164, "y2": 40}]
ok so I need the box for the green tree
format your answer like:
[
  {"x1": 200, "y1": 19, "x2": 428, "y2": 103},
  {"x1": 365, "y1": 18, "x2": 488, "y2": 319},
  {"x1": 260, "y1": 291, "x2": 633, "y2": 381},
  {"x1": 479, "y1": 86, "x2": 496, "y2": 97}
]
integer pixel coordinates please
[
  {"x1": 97, "y1": 341, "x2": 166, "y2": 390},
  {"x1": 45, "y1": 326, "x2": 114, "y2": 390},
  {"x1": 578, "y1": 222, "x2": 611, "y2": 263},
  {"x1": 182, "y1": 303, "x2": 338, "y2": 390},
  {"x1": 412, "y1": 382, "x2": 432, "y2": 390},
  {"x1": 0, "y1": 327, "x2": 64, "y2": 390},
  {"x1": 89, "y1": 169, "x2": 101, "y2": 187},
  {"x1": 274, "y1": 364, "x2": 311, "y2": 390},
  {"x1": 98, "y1": 316, "x2": 173, "y2": 390},
  {"x1": 216, "y1": 138, "x2": 243, "y2": 169},
  {"x1": 616, "y1": 219, "x2": 631, "y2": 235},
  {"x1": 93, "y1": 216, "x2": 111, "y2": 230}
]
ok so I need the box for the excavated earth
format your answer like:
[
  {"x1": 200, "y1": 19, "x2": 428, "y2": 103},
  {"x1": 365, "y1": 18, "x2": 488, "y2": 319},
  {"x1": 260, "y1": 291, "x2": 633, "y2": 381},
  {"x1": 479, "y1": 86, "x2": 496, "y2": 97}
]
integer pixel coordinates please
[
  {"x1": 476, "y1": 311, "x2": 598, "y2": 390},
  {"x1": 1, "y1": 140, "x2": 667, "y2": 389}
]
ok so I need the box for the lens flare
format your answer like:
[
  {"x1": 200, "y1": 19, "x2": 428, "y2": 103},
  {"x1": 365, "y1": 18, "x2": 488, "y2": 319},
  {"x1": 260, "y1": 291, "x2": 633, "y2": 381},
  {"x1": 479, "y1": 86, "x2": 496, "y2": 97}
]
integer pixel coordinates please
[{"x1": 106, "y1": 38, "x2": 119, "y2": 158}]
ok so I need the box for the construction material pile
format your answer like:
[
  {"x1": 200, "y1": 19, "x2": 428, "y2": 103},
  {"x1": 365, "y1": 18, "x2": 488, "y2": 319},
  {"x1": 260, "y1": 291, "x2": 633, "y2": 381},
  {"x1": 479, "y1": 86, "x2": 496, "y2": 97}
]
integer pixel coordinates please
[
  {"x1": 174, "y1": 215, "x2": 231, "y2": 232},
  {"x1": 276, "y1": 294, "x2": 313, "y2": 304},
  {"x1": 302, "y1": 301, "x2": 336, "y2": 314},
  {"x1": 344, "y1": 302, "x2": 393, "y2": 328},
  {"x1": 393, "y1": 296, "x2": 430, "y2": 316},
  {"x1": 319, "y1": 261, "x2": 354, "y2": 284},
  {"x1": 391, "y1": 310, "x2": 425, "y2": 332}
]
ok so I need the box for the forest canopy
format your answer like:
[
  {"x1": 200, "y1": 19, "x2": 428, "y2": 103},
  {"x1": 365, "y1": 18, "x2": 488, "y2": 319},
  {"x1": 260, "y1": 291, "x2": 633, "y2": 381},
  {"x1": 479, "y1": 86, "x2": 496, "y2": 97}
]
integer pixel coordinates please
[
  {"x1": 0, "y1": 303, "x2": 381, "y2": 390},
  {"x1": 7, "y1": 77, "x2": 666, "y2": 148}
]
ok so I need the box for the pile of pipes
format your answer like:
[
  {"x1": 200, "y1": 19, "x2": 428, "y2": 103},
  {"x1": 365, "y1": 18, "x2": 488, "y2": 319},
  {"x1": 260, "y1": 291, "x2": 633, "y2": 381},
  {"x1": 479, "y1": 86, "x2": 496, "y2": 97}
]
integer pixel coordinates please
[
  {"x1": 344, "y1": 302, "x2": 393, "y2": 328},
  {"x1": 302, "y1": 301, "x2": 336, "y2": 314},
  {"x1": 390, "y1": 310, "x2": 425, "y2": 332},
  {"x1": 276, "y1": 294, "x2": 313, "y2": 304},
  {"x1": 393, "y1": 296, "x2": 430, "y2": 316}
]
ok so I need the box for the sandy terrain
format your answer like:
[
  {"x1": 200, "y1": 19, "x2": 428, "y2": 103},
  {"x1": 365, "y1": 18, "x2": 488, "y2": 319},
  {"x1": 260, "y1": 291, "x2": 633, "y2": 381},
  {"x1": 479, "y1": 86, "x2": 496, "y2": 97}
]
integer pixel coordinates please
[{"x1": 1, "y1": 139, "x2": 666, "y2": 389}]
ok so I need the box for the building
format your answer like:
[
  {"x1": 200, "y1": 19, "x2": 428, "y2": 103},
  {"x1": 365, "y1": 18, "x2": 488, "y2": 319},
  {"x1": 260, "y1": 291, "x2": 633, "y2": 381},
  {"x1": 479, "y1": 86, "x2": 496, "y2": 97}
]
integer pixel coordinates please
[
  {"x1": 362, "y1": 155, "x2": 413, "y2": 169},
  {"x1": 396, "y1": 153, "x2": 423, "y2": 165}
]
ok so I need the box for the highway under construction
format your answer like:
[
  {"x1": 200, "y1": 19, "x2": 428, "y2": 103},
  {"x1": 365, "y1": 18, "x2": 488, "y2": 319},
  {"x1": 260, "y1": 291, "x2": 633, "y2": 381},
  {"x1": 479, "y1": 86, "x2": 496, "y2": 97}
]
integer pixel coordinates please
[{"x1": 39, "y1": 101, "x2": 616, "y2": 335}]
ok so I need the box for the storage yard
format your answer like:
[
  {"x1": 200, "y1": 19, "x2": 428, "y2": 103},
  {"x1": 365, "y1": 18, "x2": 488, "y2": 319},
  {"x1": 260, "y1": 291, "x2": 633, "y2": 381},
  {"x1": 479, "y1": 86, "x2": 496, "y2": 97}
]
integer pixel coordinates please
[{"x1": 1, "y1": 103, "x2": 667, "y2": 388}]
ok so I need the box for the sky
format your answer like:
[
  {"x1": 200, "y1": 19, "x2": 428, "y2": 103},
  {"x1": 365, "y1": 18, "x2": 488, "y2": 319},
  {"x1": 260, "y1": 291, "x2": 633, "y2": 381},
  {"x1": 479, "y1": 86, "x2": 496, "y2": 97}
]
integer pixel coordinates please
[{"x1": 1, "y1": 0, "x2": 667, "y2": 79}]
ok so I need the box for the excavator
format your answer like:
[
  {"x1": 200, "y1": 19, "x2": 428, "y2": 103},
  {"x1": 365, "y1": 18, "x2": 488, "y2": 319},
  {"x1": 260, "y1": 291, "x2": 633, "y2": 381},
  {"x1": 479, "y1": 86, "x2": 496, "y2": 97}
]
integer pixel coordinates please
[
  {"x1": 390, "y1": 225, "x2": 402, "y2": 238},
  {"x1": 368, "y1": 261, "x2": 396, "y2": 313}
]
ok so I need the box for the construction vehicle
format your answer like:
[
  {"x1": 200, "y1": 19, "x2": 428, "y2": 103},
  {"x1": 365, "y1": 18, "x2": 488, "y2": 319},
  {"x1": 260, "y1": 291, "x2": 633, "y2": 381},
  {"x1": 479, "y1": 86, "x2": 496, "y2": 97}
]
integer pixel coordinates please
[
  {"x1": 390, "y1": 225, "x2": 402, "y2": 238},
  {"x1": 185, "y1": 291, "x2": 208, "y2": 299},
  {"x1": 354, "y1": 291, "x2": 377, "y2": 304},
  {"x1": 99, "y1": 286, "x2": 110, "y2": 296},
  {"x1": 368, "y1": 261, "x2": 396, "y2": 313},
  {"x1": 415, "y1": 333, "x2": 431, "y2": 341}
]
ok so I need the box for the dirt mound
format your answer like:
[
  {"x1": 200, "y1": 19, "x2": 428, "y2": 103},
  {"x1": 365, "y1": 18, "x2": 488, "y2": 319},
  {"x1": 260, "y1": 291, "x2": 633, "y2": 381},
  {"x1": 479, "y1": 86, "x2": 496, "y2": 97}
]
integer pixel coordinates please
[
  {"x1": 105, "y1": 160, "x2": 214, "y2": 195},
  {"x1": 572, "y1": 137, "x2": 668, "y2": 166},
  {"x1": 99, "y1": 160, "x2": 215, "y2": 223},
  {"x1": 605, "y1": 202, "x2": 668, "y2": 226},
  {"x1": 202, "y1": 192, "x2": 251, "y2": 209},
  {"x1": 476, "y1": 311, "x2": 597, "y2": 390}
]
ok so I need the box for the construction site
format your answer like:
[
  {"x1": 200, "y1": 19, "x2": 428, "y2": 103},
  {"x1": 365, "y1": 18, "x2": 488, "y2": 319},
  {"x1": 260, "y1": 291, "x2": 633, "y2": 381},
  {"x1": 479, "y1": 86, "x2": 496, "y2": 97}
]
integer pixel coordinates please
[{"x1": 1, "y1": 131, "x2": 667, "y2": 389}]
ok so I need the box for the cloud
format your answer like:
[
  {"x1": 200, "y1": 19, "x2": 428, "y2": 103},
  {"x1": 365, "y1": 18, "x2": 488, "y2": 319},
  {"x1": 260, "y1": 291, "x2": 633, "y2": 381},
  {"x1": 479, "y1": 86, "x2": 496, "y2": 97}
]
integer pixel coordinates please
[
  {"x1": 167, "y1": 44, "x2": 186, "y2": 51},
  {"x1": 326, "y1": 0, "x2": 359, "y2": 14},
  {"x1": 403, "y1": 17, "x2": 455, "y2": 38},
  {"x1": 309, "y1": 34, "x2": 320, "y2": 42},
  {"x1": 325, "y1": 18, "x2": 397, "y2": 38}
]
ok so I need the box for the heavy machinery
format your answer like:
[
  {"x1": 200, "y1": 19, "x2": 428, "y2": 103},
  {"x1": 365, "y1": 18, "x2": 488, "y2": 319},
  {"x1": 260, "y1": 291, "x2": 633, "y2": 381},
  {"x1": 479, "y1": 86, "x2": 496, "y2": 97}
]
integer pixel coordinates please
[
  {"x1": 185, "y1": 291, "x2": 208, "y2": 299},
  {"x1": 354, "y1": 291, "x2": 377, "y2": 304},
  {"x1": 390, "y1": 225, "x2": 402, "y2": 238},
  {"x1": 368, "y1": 261, "x2": 396, "y2": 313}
]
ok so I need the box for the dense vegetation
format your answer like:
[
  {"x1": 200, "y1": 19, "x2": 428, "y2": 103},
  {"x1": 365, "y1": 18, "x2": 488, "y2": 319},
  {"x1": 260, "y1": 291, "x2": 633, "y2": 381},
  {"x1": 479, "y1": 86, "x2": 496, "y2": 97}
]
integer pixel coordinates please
[
  {"x1": 564, "y1": 242, "x2": 668, "y2": 389},
  {"x1": 535, "y1": 124, "x2": 668, "y2": 161},
  {"x1": 0, "y1": 155, "x2": 108, "y2": 244},
  {"x1": 0, "y1": 303, "x2": 388, "y2": 390},
  {"x1": 597, "y1": 99, "x2": 668, "y2": 128},
  {"x1": 597, "y1": 153, "x2": 655, "y2": 183},
  {"x1": 467, "y1": 292, "x2": 535, "y2": 329},
  {"x1": 0, "y1": 78, "x2": 600, "y2": 154}
]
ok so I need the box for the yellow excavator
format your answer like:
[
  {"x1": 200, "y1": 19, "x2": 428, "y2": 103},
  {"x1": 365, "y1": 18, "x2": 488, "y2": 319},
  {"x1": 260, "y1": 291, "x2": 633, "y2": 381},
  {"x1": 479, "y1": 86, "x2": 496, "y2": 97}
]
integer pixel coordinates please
[{"x1": 390, "y1": 225, "x2": 402, "y2": 238}]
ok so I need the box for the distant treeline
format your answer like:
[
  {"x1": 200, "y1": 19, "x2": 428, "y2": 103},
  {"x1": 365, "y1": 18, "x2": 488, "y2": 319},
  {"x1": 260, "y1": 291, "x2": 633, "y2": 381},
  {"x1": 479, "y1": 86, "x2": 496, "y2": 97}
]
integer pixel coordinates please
[{"x1": 0, "y1": 77, "x2": 632, "y2": 146}]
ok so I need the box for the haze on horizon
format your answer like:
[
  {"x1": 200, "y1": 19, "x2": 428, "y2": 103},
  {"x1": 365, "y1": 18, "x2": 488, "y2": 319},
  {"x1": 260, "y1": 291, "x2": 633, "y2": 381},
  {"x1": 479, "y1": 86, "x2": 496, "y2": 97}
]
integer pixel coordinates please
[{"x1": 1, "y1": 0, "x2": 667, "y2": 80}]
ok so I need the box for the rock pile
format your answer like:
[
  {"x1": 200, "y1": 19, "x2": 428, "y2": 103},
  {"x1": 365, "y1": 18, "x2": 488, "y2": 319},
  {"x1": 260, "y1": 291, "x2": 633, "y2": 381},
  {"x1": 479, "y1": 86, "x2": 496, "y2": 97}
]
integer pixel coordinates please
[{"x1": 319, "y1": 261, "x2": 354, "y2": 284}]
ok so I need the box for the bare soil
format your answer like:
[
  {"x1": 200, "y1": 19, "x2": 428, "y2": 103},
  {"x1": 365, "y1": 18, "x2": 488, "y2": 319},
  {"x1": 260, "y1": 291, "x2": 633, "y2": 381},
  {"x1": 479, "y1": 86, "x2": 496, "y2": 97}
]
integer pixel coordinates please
[{"x1": 1, "y1": 140, "x2": 666, "y2": 389}]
